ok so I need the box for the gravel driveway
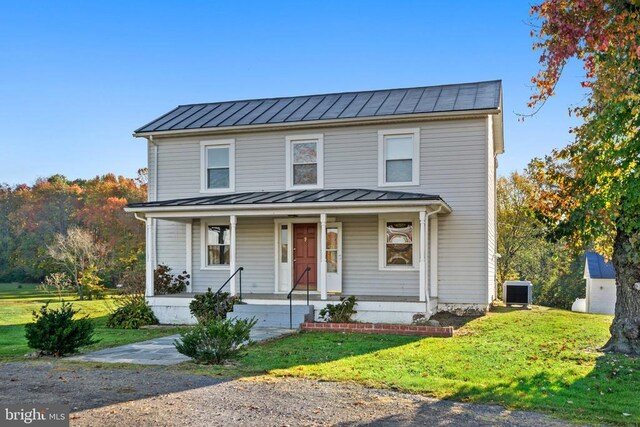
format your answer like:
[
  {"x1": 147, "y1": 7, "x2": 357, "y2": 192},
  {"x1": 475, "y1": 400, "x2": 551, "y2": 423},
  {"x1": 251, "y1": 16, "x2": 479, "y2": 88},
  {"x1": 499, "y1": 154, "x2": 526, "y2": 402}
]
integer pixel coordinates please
[{"x1": 0, "y1": 362, "x2": 579, "y2": 426}]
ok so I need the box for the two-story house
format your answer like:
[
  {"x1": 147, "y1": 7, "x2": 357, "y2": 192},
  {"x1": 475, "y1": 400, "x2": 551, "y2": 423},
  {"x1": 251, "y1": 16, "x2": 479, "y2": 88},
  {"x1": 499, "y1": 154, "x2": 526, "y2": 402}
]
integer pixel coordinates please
[{"x1": 125, "y1": 80, "x2": 504, "y2": 326}]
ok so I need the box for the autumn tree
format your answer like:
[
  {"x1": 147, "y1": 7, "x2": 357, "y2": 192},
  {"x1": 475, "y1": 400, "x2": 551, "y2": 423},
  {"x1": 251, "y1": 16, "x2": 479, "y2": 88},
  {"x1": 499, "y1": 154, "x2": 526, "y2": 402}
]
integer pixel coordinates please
[
  {"x1": 497, "y1": 172, "x2": 584, "y2": 308},
  {"x1": 529, "y1": 0, "x2": 640, "y2": 353},
  {"x1": 47, "y1": 227, "x2": 107, "y2": 300}
]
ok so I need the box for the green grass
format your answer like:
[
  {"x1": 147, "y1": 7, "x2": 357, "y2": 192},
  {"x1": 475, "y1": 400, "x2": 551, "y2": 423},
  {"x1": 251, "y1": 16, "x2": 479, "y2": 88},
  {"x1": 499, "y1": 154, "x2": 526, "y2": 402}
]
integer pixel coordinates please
[
  {"x1": 177, "y1": 307, "x2": 639, "y2": 426},
  {"x1": 0, "y1": 283, "x2": 187, "y2": 360}
]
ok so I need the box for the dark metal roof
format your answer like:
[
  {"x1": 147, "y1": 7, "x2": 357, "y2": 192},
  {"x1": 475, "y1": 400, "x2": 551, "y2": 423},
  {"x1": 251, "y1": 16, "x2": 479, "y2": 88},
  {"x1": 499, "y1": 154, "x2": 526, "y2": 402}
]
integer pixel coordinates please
[
  {"x1": 585, "y1": 251, "x2": 616, "y2": 279},
  {"x1": 127, "y1": 189, "x2": 445, "y2": 209},
  {"x1": 135, "y1": 80, "x2": 502, "y2": 134}
]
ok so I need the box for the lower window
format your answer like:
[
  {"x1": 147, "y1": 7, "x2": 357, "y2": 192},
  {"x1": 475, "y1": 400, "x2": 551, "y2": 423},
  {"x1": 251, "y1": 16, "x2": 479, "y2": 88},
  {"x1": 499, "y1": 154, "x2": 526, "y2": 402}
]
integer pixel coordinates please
[
  {"x1": 379, "y1": 218, "x2": 416, "y2": 269},
  {"x1": 206, "y1": 225, "x2": 230, "y2": 266}
]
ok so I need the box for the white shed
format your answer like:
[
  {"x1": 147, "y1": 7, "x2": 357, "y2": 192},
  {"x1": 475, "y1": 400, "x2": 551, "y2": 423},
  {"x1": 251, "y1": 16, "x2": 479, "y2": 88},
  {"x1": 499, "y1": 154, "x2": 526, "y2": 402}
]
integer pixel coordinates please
[{"x1": 582, "y1": 251, "x2": 616, "y2": 315}]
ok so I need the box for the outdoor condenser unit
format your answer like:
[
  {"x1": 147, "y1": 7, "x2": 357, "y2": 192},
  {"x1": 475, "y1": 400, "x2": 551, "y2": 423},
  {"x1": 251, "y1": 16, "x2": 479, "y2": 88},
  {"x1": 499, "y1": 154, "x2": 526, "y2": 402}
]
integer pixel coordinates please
[{"x1": 503, "y1": 281, "x2": 533, "y2": 306}]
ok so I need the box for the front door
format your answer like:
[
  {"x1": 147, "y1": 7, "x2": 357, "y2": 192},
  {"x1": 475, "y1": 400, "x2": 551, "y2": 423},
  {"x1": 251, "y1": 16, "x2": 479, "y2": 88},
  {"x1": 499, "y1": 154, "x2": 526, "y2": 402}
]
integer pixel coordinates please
[{"x1": 293, "y1": 223, "x2": 317, "y2": 290}]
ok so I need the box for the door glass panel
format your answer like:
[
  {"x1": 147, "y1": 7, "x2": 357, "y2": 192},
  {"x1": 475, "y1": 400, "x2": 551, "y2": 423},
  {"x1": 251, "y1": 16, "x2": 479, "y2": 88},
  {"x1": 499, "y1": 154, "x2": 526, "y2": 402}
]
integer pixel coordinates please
[
  {"x1": 326, "y1": 228, "x2": 338, "y2": 250},
  {"x1": 280, "y1": 225, "x2": 288, "y2": 263},
  {"x1": 327, "y1": 250, "x2": 338, "y2": 273}
]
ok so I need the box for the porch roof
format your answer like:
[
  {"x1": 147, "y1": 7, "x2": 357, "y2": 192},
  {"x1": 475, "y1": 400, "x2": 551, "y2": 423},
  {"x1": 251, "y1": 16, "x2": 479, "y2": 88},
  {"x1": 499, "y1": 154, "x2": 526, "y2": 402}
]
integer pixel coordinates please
[{"x1": 126, "y1": 188, "x2": 451, "y2": 214}]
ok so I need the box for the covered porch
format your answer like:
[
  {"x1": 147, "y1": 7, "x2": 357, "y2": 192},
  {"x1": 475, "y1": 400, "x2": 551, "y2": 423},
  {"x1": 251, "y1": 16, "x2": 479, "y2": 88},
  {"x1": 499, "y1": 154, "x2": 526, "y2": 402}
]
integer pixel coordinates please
[{"x1": 125, "y1": 189, "x2": 451, "y2": 324}]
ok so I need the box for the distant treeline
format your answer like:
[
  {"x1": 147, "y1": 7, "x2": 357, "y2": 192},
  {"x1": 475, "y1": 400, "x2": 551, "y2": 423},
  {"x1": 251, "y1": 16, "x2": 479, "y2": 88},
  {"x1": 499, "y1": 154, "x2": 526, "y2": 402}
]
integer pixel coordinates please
[{"x1": 0, "y1": 171, "x2": 147, "y2": 284}]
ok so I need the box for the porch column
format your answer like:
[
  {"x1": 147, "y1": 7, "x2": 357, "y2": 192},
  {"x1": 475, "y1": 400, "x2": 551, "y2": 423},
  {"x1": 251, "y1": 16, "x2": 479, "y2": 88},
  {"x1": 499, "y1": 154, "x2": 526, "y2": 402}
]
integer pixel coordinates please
[
  {"x1": 430, "y1": 216, "x2": 438, "y2": 298},
  {"x1": 419, "y1": 211, "x2": 428, "y2": 302},
  {"x1": 145, "y1": 218, "x2": 154, "y2": 297},
  {"x1": 230, "y1": 215, "x2": 237, "y2": 296},
  {"x1": 185, "y1": 221, "x2": 192, "y2": 292},
  {"x1": 320, "y1": 213, "x2": 328, "y2": 300}
]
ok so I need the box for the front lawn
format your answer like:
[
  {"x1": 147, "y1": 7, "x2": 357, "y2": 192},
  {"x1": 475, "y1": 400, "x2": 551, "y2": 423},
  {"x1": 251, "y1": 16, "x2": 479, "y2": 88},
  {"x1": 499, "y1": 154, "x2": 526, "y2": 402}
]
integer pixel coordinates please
[
  {"x1": 178, "y1": 307, "x2": 639, "y2": 426},
  {"x1": 0, "y1": 283, "x2": 186, "y2": 360}
]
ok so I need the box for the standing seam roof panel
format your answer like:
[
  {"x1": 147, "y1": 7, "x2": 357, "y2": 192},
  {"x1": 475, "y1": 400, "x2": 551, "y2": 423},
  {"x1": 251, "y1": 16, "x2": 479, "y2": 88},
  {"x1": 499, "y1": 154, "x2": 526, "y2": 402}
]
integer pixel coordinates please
[
  {"x1": 377, "y1": 90, "x2": 408, "y2": 116},
  {"x1": 395, "y1": 88, "x2": 425, "y2": 114},
  {"x1": 284, "y1": 96, "x2": 325, "y2": 122},
  {"x1": 134, "y1": 80, "x2": 502, "y2": 133},
  {"x1": 186, "y1": 103, "x2": 234, "y2": 128},
  {"x1": 234, "y1": 100, "x2": 278, "y2": 125}
]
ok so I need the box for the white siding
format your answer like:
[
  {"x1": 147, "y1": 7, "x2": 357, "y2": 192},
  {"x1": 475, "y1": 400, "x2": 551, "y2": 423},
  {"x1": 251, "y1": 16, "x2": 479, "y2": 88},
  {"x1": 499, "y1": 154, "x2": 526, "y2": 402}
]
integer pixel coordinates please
[
  {"x1": 236, "y1": 216, "x2": 275, "y2": 293},
  {"x1": 150, "y1": 117, "x2": 492, "y2": 304},
  {"x1": 155, "y1": 219, "x2": 186, "y2": 272},
  {"x1": 339, "y1": 215, "x2": 419, "y2": 297},
  {"x1": 587, "y1": 278, "x2": 616, "y2": 315}
]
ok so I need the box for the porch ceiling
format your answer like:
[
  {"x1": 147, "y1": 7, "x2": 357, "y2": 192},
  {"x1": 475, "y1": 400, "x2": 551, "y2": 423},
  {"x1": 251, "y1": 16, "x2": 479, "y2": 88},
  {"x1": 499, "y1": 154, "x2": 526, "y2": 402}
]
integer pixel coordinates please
[{"x1": 125, "y1": 188, "x2": 452, "y2": 216}]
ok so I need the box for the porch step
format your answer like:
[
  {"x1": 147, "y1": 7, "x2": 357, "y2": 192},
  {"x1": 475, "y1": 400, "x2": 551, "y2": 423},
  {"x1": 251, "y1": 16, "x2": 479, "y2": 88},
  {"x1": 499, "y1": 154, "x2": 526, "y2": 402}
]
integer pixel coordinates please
[{"x1": 228, "y1": 303, "x2": 314, "y2": 328}]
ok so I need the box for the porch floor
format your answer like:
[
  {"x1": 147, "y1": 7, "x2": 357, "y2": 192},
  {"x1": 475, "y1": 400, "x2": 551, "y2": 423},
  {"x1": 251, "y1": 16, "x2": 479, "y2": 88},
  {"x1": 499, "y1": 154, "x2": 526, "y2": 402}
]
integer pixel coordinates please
[{"x1": 151, "y1": 292, "x2": 422, "y2": 303}]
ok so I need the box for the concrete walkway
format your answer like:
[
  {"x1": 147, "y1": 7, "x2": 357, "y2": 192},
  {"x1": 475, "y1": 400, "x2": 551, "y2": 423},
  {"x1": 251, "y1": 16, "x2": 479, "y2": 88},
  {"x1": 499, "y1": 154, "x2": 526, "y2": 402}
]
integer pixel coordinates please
[{"x1": 67, "y1": 327, "x2": 295, "y2": 365}]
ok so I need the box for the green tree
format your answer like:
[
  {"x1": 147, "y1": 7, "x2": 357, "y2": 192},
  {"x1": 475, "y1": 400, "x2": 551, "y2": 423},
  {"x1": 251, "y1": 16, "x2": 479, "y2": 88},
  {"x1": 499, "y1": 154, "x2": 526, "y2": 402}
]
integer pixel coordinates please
[
  {"x1": 497, "y1": 172, "x2": 584, "y2": 308},
  {"x1": 529, "y1": 0, "x2": 640, "y2": 353}
]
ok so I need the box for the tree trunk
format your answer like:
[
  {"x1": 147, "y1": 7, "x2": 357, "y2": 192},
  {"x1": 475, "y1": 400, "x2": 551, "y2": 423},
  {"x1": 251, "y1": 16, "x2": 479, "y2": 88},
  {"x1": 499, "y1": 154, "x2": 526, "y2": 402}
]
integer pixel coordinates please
[{"x1": 602, "y1": 230, "x2": 640, "y2": 354}]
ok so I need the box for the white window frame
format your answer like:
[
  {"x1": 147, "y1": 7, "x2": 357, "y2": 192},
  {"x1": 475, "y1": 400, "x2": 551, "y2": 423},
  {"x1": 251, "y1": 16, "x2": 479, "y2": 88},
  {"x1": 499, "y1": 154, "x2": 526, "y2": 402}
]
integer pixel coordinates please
[
  {"x1": 378, "y1": 215, "x2": 418, "y2": 271},
  {"x1": 378, "y1": 128, "x2": 420, "y2": 187},
  {"x1": 200, "y1": 139, "x2": 235, "y2": 193},
  {"x1": 200, "y1": 220, "x2": 231, "y2": 270},
  {"x1": 285, "y1": 134, "x2": 324, "y2": 190}
]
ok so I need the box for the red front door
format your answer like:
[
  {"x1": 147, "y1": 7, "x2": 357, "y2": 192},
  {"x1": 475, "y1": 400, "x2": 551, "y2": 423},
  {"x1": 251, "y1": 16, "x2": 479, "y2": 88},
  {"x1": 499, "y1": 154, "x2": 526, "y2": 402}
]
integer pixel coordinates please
[{"x1": 293, "y1": 223, "x2": 317, "y2": 290}]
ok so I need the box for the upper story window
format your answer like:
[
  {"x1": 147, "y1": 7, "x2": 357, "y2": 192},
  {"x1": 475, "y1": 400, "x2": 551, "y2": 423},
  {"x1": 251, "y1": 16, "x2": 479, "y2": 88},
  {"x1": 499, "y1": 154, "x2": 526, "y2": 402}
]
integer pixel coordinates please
[
  {"x1": 200, "y1": 139, "x2": 235, "y2": 193},
  {"x1": 378, "y1": 128, "x2": 420, "y2": 186},
  {"x1": 286, "y1": 134, "x2": 324, "y2": 189}
]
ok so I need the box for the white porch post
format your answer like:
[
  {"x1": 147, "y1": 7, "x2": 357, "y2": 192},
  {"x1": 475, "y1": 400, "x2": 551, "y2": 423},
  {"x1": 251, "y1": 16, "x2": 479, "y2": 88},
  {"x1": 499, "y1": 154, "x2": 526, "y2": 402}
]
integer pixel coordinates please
[
  {"x1": 419, "y1": 211, "x2": 428, "y2": 302},
  {"x1": 185, "y1": 221, "x2": 192, "y2": 292},
  {"x1": 145, "y1": 219, "x2": 155, "y2": 297},
  {"x1": 230, "y1": 215, "x2": 237, "y2": 296},
  {"x1": 320, "y1": 213, "x2": 328, "y2": 300},
  {"x1": 430, "y1": 216, "x2": 438, "y2": 298}
]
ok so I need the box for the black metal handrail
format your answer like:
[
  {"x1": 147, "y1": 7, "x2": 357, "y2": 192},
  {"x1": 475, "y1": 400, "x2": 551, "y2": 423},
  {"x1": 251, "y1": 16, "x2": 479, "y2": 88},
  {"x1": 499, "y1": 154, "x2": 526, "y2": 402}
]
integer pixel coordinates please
[
  {"x1": 214, "y1": 267, "x2": 244, "y2": 302},
  {"x1": 287, "y1": 266, "x2": 311, "y2": 329}
]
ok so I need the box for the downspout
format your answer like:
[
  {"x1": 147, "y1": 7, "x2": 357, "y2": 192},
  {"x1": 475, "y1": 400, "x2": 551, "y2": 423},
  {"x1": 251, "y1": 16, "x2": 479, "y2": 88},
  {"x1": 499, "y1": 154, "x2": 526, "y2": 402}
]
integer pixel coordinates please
[{"x1": 425, "y1": 205, "x2": 443, "y2": 316}]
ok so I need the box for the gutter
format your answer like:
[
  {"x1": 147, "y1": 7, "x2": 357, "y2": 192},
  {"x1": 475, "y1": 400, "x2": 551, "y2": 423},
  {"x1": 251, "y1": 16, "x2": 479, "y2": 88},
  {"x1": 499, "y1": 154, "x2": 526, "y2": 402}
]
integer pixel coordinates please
[
  {"x1": 132, "y1": 108, "x2": 501, "y2": 139},
  {"x1": 124, "y1": 199, "x2": 453, "y2": 215}
]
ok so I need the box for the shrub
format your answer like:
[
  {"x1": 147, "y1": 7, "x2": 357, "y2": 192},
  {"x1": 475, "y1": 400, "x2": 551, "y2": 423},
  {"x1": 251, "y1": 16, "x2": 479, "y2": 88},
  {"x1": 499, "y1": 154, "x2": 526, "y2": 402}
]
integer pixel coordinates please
[
  {"x1": 106, "y1": 294, "x2": 158, "y2": 329},
  {"x1": 118, "y1": 265, "x2": 146, "y2": 294},
  {"x1": 319, "y1": 296, "x2": 358, "y2": 323},
  {"x1": 175, "y1": 317, "x2": 257, "y2": 364},
  {"x1": 39, "y1": 272, "x2": 73, "y2": 301},
  {"x1": 154, "y1": 264, "x2": 190, "y2": 294},
  {"x1": 189, "y1": 288, "x2": 239, "y2": 323},
  {"x1": 24, "y1": 302, "x2": 97, "y2": 356},
  {"x1": 79, "y1": 265, "x2": 107, "y2": 300}
]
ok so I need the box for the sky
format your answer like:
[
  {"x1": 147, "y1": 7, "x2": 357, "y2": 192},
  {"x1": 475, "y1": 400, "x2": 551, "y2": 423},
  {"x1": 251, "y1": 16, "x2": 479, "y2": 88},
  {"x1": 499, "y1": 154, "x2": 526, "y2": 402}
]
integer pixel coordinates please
[{"x1": 0, "y1": 1, "x2": 587, "y2": 185}]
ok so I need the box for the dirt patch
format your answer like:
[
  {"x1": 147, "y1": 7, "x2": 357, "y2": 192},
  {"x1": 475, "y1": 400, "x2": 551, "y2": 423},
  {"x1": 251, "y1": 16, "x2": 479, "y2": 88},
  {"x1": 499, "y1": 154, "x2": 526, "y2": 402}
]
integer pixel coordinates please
[{"x1": 430, "y1": 311, "x2": 483, "y2": 329}]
